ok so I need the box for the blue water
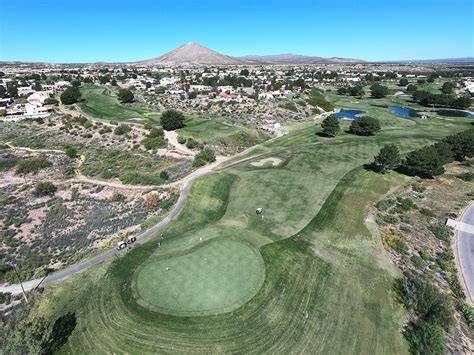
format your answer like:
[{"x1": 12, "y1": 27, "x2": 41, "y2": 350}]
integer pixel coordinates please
[
  {"x1": 436, "y1": 109, "x2": 474, "y2": 118},
  {"x1": 335, "y1": 109, "x2": 367, "y2": 120},
  {"x1": 388, "y1": 106, "x2": 419, "y2": 118}
]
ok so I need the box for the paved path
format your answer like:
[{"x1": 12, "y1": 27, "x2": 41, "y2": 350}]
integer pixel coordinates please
[
  {"x1": 0, "y1": 144, "x2": 276, "y2": 295},
  {"x1": 456, "y1": 202, "x2": 474, "y2": 303}
]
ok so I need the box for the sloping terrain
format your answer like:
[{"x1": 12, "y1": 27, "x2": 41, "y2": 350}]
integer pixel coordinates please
[{"x1": 137, "y1": 42, "x2": 244, "y2": 65}]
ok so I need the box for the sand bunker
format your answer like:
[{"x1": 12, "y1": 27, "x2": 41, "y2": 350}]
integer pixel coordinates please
[{"x1": 251, "y1": 157, "x2": 282, "y2": 167}]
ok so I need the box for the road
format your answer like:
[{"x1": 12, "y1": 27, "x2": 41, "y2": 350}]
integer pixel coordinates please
[
  {"x1": 0, "y1": 143, "x2": 277, "y2": 295},
  {"x1": 457, "y1": 202, "x2": 474, "y2": 304}
]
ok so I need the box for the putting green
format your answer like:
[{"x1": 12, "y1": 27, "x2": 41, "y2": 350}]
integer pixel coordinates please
[{"x1": 134, "y1": 239, "x2": 265, "y2": 315}]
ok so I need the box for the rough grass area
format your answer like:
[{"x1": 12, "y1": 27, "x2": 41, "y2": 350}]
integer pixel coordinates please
[
  {"x1": 79, "y1": 85, "x2": 161, "y2": 123},
  {"x1": 178, "y1": 116, "x2": 269, "y2": 154}
]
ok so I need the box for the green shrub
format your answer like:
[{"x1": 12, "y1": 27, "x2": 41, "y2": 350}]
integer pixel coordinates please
[
  {"x1": 64, "y1": 146, "x2": 78, "y2": 158},
  {"x1": 397, "y1": 272, "x2": 454, "y2": 330},
  {"x1": 459, "y1": 303, "x2": 474, "y2": 329},
  {"x1": 397, "y1": 197, "x2": 415, "y2": 211},
  {"x1": 419, "y1": 250, "x2": 432, "y2": 261},
  {"x1": 99, "y1": 127, "x2": 112, "y2": 135},
  {"x1": 142, "y1": 137, "x2": 166, "y2": 150},
  {"x1": 16, "y1": 157, "x2": 51, "y2": 175},
  {"x1": 403, "y1": 321, "x2": 446, "y2": 355},
  {"x1": 420, "y1": 208, "x2": 435, "y2": 217},
  {"x1": 436, "y1": 249, "x2": 455, "y2": 272},
  {"x1": 110, "y1": 192, "x2": 125, "y2": 202},
  {"x1": 377, "y1": 212, "x2": 399, "y2": 224},
  {"x1": 0, "y1": 158, "x2": 19, "y2": 172},
  {"x1": 119, "y1": 172, "x2": 162, "y2": 186},
  {"x1": 429, "y1": 224, "x2": 451, "y2": 242},
  {"x1": 186, "y1": 138, "x2": 199, "y2": 149},
  {"x1": 114, "y1": 124, "x2": 132, "y2": 135},
  {"x1": 193, "y1": 147, "x2": 216, "y2": 167},
  {"x1": 457, "y1": 172, "x2": 474, "y2": 181},
  {"x1": 34, "y1": 181, "x2": 57, "y2": 196},
  {"x1": 148, "y1": 127, "x2": 164, "y2": 138},
  {"x1": 411, "y1": 255, "x2": 426, "y2": 269},
  {"x1": 375, "y1": 198, "x2": 395, "y2": 212},
  {"x1": 159, "y1": 171, "x2": 169, "y2": 180},
  {"x1": 177, "y1": 136, "x2": 187, "y2": 144},
  {"x1": 412, "y1": 183, "x2": 426, "y2": 193},
  {"x1": 447, "y1": 274, "x2": 465, "y2": 299}
]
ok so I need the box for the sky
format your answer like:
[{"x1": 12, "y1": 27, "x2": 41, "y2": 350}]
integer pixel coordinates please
[{"x1": 0, "y1": 0, "x2": 473, "y2": 63}]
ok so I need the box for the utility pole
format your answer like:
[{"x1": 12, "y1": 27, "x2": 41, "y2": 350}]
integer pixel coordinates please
[{"x1": 13, "y1": 265, "x2": 29, "y2": 304}]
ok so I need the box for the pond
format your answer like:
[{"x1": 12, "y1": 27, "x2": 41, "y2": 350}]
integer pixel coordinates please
[
  {"x1": 435, "y1": 109, "x2": 474, "y2": 118},
  {"x1": 388, "y1": 106, "x2": 419, "y2": 118},
  {"x1": 335, "y1": 109, "x2": 367, "y2": 120}
]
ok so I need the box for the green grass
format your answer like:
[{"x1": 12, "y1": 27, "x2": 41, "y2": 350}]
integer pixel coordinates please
[
  {"x1": 22, "y1": 91, "x2": 473, "y2": 353},
  {"x1": 178, "y1": 116, "x2": 241, "y2": 140},
  {"x1": 135, "y1": 239, "x2": 265, "y2": 316},
  {"x1": 78, "y1": 85, "x2": 161, "y2": 124}
]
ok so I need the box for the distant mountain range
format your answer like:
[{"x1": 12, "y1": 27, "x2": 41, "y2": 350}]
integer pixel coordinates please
[
  {"x1": 239, "y1": 53, "x2": 363, "y2": 64},
  {"x1": 132, "y1": 42, "x2": 364, "y2": 65}
]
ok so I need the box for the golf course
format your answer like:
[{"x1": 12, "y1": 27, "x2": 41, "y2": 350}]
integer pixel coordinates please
[{"x1": 28, "y1": 93, "x2": 472, "y2": 353}]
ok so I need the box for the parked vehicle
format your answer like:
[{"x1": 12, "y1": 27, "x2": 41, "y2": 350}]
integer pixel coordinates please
[
  {"x1": 127, "y1": 236, "x2": 137, "y2": 244},
  {"x1": 117, "y1": 241, "x2": 127, "y2": 250}
]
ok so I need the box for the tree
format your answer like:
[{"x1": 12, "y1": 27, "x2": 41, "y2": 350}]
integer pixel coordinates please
[
  {"x1": 337, "y1": 87, "x2": 347, "y2": 95},
  {"x1": 71, "y1": 80, "x2": 81, "y2": 87},
  {"x1": 406, "y1": 84, "x2": 417, "y2": 93},
  {"x1": 321, "y1": 114, "x2": 340, "y2": 137},
  {"x1": 441, "y1": 82, "x2": 456, "y2": 95},
  {"x1": 7, "y1": 84, "x2": 18, "y2": 98},
  {"x1": 240, "y1": 69, "x2": 249, "y2": 76},
  {"x1": 348, "y1": 85, "x2": 365, "y2": 97},
  {"x1": 403, "y1": 146, "x2": 444, "y2": 178},
  {"x1": 399, "y1": 78, "x2": 409, "y2": 86},
  {"x1": 110, "y1": 79, "x2": 117, "y2": 86},
  {"x1": 349, "y1": 116, "x2": 381, "y2": 136},
  {"x1": 5, "y1": 316, "x2": 52, "y2": 354},
  {"x1": 32, "y1": 81, "x2": 42, "y2": 91},
  {"x1": 0, "y1": 85, "x2": 6, "y2": 98},
  {"x1": 433, "y1": 141, "x2": 453, "y2": 165},
  {"x1": 60, "y1": 87, "x2": 81, "y2": 105},
  {"x1": 160, "y1": 109, "x2": 185, "y2": 130},
  {"x1": 444, "y1": 129, "x2": 474, "y2": 160},
  {"x1": 373, "y1": 144, "x2": 400, "y2": 173},
  {"x1": 117, "y1": 89, "x2": 134, "y2": 103},
  {"x1": 370, "y1": 84, "x2": 389, "y2": 98}
]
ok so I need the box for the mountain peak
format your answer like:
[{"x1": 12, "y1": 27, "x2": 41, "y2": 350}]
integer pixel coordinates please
[{"x1": 137, "y1": 42, "x2": 243, "y2": 65}]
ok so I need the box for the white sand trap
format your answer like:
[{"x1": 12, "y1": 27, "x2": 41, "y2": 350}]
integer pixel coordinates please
[{"x1": 251, "y1": 157, "x2": 282, "y2": 167}]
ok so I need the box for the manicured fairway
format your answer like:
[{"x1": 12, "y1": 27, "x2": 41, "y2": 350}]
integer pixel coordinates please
[{"x1": 135, "y1": 239, "x2": 265, "y2": 315}]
